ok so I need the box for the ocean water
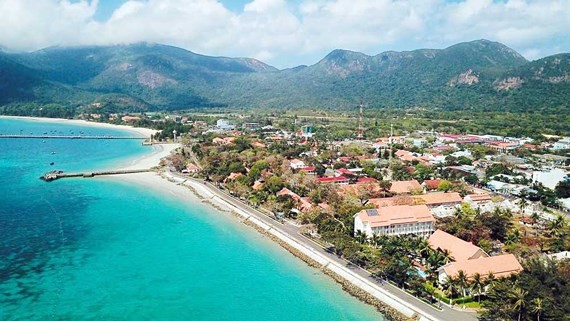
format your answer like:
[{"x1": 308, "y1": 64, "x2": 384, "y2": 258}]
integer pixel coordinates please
[{"x1": 0, "y1": 118, "x2": 384, "y2": 321}]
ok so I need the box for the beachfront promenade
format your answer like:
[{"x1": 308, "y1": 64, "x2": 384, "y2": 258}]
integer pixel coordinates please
[{"x1": 168, "y1": 173, "x2": 479, "y2": 321}]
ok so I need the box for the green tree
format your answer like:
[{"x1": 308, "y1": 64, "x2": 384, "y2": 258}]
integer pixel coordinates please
[{"x1": 437, "y1": 180, "x2": 453, "y2": 192}]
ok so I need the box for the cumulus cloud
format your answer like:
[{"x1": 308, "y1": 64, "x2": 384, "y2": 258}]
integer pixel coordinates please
[{"x1": 0, "y1": 0, "x2": 568, "y2": 67}]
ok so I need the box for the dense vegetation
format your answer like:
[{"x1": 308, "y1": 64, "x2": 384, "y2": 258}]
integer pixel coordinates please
[{"x1": 1, "y1": 40, "x2": 569, "y2": 118}]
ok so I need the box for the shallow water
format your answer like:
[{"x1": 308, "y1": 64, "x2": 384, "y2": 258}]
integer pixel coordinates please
[{"x1": 0, "y1": 118, "x2": 384, "y2": 321}]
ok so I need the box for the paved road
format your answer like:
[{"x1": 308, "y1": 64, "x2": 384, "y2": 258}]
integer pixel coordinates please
[{"x1": 181, "y1": 175, "x2": 479, "y2": 321}]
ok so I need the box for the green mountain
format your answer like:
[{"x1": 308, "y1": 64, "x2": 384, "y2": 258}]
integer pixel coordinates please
[{"x1": 0, "y1": 40, "x2": 568, "y2": 115}]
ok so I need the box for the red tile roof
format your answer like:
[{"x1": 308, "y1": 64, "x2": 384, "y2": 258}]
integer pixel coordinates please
[
  {"x1": 441, "y1": 254, "x2": 523, "y2": 280},
  {"x1": 316, "y1": 176, "x2": 349, "y2": 183},
  {"x1": 423, "y1": 179, "x2": 442, "y2": 190},
  {"x1": 428, "y1": 229, "x2": 487, "y2": 262},
  {"x1": 356, "y1": 205, "x2": 435, "y2": 228},
  {"x1": 389, "y1": 180, "x2": 422, "y2": 194}
]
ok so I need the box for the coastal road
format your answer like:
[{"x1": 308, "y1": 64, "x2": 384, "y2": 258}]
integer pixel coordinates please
[{"x1": 180, "y1": 175, "x2": 479, "y2": 321}]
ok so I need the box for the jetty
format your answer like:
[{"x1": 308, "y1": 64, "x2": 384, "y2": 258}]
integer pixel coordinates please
[
  {"x1": 0, "y1": 134, "x2": 147, "y2": 140},
  {"x1": 41, "y1": 169, "x2": 152, "y2": 181}
]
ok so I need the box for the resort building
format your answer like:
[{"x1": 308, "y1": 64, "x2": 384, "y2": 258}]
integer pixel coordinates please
[
  {"x1": 438, "y1": 254, "x2": 523, "y2": 283},
  {"x1": 428, "y1": 229, "x2": 488, "y2": 262},
  {"x1": 353, "y1": 205, "x2": 435, "y2": 238}
]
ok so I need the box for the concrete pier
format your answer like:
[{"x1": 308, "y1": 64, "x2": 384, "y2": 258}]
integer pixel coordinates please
[{"x1": 41, "y1": 169, "x2": 152, "y2": 181}]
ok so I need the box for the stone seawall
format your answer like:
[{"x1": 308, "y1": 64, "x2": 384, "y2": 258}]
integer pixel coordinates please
[{"x1": 165, "y1": 174, "x2": 440, "y2": 321}]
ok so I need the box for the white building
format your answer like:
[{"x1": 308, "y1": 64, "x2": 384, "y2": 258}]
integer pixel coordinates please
[
  {"x1": 216, "y1": 119, "x2": 235, "y2": 130},
  {"x1": 289, "y1": 159, "x2": 306, "y2": 169},
  {"x1": 354, "y1": 205, "x2": 435, "y2": 238}
]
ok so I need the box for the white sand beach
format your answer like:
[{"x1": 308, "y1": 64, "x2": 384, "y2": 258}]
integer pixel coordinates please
[
  {"x1": 0, "y1": 116, "x2": 157, "y2": 137},
  {"x1": 120, "y1": 143, "x2": 181, "y2": 170}
]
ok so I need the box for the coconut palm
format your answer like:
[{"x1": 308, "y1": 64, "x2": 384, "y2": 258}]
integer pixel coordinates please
[
  {"x1": 509, "y1": 287, "x2": 528, "y2": 321},
  {"x1": 440, "y1": 249, "x2": 454, "y2": 264},
  {"x1": 354, "y1": 230, "x2": 368, "y2": 244},
  {"x1": 470, "y1": 273, "x2": 484, "y2": 304},
  {"x1": 456, "y1": 270, "x2": 469, "y2": 298},
  {"x1": 442, "y1": 276, "x2": 459, "y2": 305},
  {"x1": 517, "y1": 198, "x2": 529, "y2": 217},
  {"x1": 531, "y1": 297, "x2": 543, "y2": 321},
  {"x1": 485, "y1": 272, "x2": 496, "y2": 292}
]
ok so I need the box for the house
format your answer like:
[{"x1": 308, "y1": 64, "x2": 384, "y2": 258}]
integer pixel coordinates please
[
  {"x1": 353, "y1": 205, "x2": 435, "y2": 238},
  {"x1": 438, "y1": 254, "x2": 523, "y2": 283},
  {"x1": 121, "y1": 115, "x2": 141, "y2": 122},
  {"x1": 243, "y1": 123, "x2": 260, "y2": 130},
  {"x1": 464, "y1": 193, "x2": 492, "y2": 204},
  {"x1": 357, "y1": 177, "x2": 378, "y2": 184},
  {"x1": 290, "y1": 159, "x2": 306, "y2": 169},
  {"x1": 183, "y1": 163, "x2": 200, "y2": 173},
  {"x1": 395, "y1": 150, "x2": 417, "y2": 162},
  {"x1": 252, "y1": 180, "x2": 264, "y2": 191},
  {"x1": 216, "y1": 119, "x2": 235, "y2": 130},
  {"x1": 413, "y1": 193, "x2": 463, "y2": 217},
  {"x1": 224, "y1": 172, "x2": 243, "y2": 182},
  {"x1": 299, "y1": 166, "x2": 317, "y2": 175},
  {"x1": 422, "y1": 179, "x2": 443, "y2": 191},
  {"x1": 389, "y1": 180, "x2": 422, "y2": 194},
  {"x1": 277, "y1": 188, "x2": 313, "y2": 212},
  {"x1": 315, "y1": 176, "x2": 349, "y2": 185},
  {"x1": 428, "y1": 229, "x2": 488, "y2": 262}
]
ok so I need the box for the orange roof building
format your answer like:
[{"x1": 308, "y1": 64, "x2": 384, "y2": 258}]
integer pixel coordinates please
[
  {"x1": 389, "y1": 180, "x2": 422, "y2": 194},
  {"x1": 438, "y1": 254, "x2": 523, "y2": 283},
  {"x1": 428, "y1": 229, "x2": 488, "y2": 262},
  {"x1": 422, "y1": 179, "x2": 443, "y2": 190},
  {"x1": 354, "y1": 205, "x2": 435, "y2": 238}
]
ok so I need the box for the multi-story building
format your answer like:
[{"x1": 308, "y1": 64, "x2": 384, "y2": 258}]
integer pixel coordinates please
[{"x1": 353, "y1": 205, "x2": 435, "y2": 238}]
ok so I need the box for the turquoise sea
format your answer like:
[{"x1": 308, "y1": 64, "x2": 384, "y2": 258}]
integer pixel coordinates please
[{"x1": 0, "y1": 118, "x2": 384, "y2": 321}]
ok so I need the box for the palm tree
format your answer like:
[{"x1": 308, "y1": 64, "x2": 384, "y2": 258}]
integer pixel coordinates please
[
  {"x1": 485, "y1": 272, "x2": 496, "y2": 292},
  {"x1": 440, "y1": 249, "x2": 454, "y2": 264},
  {"x1": 378, "y1": 180, "x2": 392, "y2": 197},
  {"x1": 354, "y1": 230, "x2": 368, "y2": 244},
  {"x1": 470, "y1": 273, "x2": 484, "y2": 304},
  {"x1": 456, "y1": 270, "x2": 469, "y2": 298},
  {"x1": 531, "y1": 298, "x2": 543, "y2": 321},
  {"x1": 517, "y1": 198, "x2": 529, "y2": 217},
  {"x1": 442, "y1": 276, "x2": 458, "y2": 306},
  {"x1": 509, "y1": 287, "x2": 528, "y2": 321},
  {"x1": 547, "y1": 214, "x2": 567, "y2": 237}
]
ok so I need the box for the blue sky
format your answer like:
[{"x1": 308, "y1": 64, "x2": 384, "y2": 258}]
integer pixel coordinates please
[{"x1": 1, "y1": 0, "x2": 569, "y2": 68}]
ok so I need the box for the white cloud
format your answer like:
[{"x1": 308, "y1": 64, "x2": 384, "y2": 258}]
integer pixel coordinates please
[{"x1": 0, "y1": 0, "x2": 568, "y2": 68}]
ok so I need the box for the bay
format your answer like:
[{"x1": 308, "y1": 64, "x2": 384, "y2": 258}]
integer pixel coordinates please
[{"x1": 0, "y1": 118, "x2": 384, "y2": 321}]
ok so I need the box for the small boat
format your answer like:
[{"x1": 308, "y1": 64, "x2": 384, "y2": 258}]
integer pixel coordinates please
[
  {"x1": 50, "y1": 162, "x2": 54, "y2": 166},
  {"x1": 51, "y1": 152, "x2": 56, "y2": 155}
]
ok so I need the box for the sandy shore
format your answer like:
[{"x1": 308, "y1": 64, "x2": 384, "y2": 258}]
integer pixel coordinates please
[
  {"x1": 0, "y1": 116, "x2": 157, "y2": 137},
  {"x1": 119, "y1": 143, "x2": 180, "y2": 170}
]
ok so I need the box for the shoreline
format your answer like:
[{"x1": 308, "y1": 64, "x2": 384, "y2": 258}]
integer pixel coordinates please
[
  {"x1": 0, "y1": 115, "x2": 157, "y2": 138},
  {"x1": 8, "y1": 116, "x2": 467, "y2": 321}
]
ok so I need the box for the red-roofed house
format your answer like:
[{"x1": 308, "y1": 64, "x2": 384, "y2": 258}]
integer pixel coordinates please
[
  {"x1": 422, "y1": 179, "x2": 442, "y2": 191},
  {"x1": 428, "y1": 229, "x2": 488, "y2": 262},
  {"x1": 316, "y1": 176, "x2": 349, "y2": 185},
  {"x1": 299, "y1": 166, "x2": 317, "y2": 175},
  {"x1": 389, "y1": 180, "x2": 422, "y2": 194},
  {"x1": 357, "y1": 177, "x2": 378, "y2": 184},
  {"x1": 354, "y1": 205, "x2": 435, "y2": 238},
  {"x1": 276, "y1": 188, "x2": 313, "y2": 212},
  {"x1": 438, "y1": 254, "x2": 523, "y2": 283}
]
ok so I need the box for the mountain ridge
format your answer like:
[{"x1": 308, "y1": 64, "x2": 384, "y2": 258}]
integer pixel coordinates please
[{"x1": 0, "y1": 39, "x2": 568, "y2": 115}]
